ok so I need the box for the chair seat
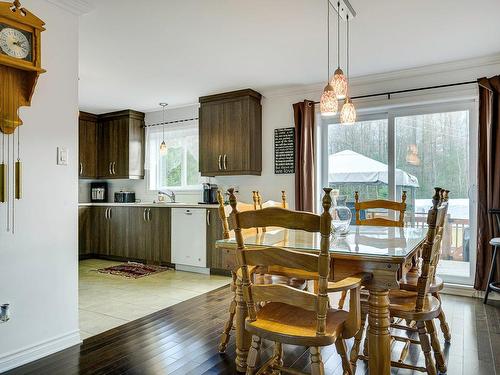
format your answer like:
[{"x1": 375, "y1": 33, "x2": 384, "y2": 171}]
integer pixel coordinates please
[
  {"x1": 490, "y1": 237, "x2": 500, "y2": 246},
  {"x1": 361, "y1": 290, "x2": 441, "y2": 321},
  {"x1": 245, "y1": 302, "x2": 347, "y2": 347},
  {"x1": 399, "y1": 275, "x2": 444, "y2": 293}
]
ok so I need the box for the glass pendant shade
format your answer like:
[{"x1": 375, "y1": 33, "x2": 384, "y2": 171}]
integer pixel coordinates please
[
  {"x1": 159, "y1": 140, "x2": 167, "y2": 156},
  {"x1": 320, "y1": 84, "x2": 338, "y2": 116},
  {"x1": 406, "y1": 144, "x2": 421, "y2": 166},
  {"x1": 340, "y1": 97, "x2": 356, "y2": 124},
  {"x1": 331, "y1": 68, "x2": 348, "y2": 99}
]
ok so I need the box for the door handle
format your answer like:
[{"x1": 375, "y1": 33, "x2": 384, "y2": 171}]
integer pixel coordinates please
[
  {"x1": 79, "y1": 163, "x2": 83, "y2": 175},
  {"x1": 108, "y1": 208, "x2": 112, "y2": 220},
  {"x1": 185, "y1": 210, "x2": 193, "y2": 215},
  {"x1": 108, "y1": 162, "x2": 112, "y2": 175},
  {"x1": 218, "y1": 155, "x2": 222, "y2": 170},
  {"x1": 223, "y1": 154, "x2": 227, "y2": 170},
  {"x1": 206, "y1": 210, "x2": 210, "y2": 226},
  {"x1": 105, "y1": 207, "x2": 110, "y2": 220},
  {"x1": 147, "y1": 208, "x2": 152, "y2": 222},
  {"x1": 143, "y1": 208, "x2": 147, "y2": 222},
  {"x1": 112, "y1": 162, "x2": 116, "y2": 175}
]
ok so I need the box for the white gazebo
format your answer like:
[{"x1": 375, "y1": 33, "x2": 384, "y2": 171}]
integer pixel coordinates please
[{"x1": 328, "y1": 150, "x2": 419, "y2": 188}]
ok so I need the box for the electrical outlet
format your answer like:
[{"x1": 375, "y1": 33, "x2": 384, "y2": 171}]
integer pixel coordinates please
[{"x1": 57, "y1": 147, "x2": 68, "y2": 166}]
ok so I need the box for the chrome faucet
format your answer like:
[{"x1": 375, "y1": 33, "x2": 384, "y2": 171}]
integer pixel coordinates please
[{"x1": 159, "y1": 189, "x2": 176, "y2": 203}]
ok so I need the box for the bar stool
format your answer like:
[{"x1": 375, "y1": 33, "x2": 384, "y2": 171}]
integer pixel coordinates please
[{"x1": 484, "y1": 209, "x2": 500, "y2": 304}]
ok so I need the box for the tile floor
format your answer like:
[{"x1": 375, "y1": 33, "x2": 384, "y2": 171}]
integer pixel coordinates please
[{"x1": 79, "y1": 259, "x2": 231, "y2": 339}]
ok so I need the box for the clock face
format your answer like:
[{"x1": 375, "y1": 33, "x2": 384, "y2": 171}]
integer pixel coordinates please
[{"x1": 0, "y1": 25, "x2": 33, "y2": 62}]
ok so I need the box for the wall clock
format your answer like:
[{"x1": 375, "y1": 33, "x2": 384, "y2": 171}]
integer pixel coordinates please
[{"x1": 0, "y1": 0, "x2": 45, "y2": 233}]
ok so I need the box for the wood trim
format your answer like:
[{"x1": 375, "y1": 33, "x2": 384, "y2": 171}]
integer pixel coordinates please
[
  {"x1": 234, "y1": 207, "x2": 320, "y2": 232},
  {"x1": 199, "y1": 88, "x2": 262, "y2": 103}
]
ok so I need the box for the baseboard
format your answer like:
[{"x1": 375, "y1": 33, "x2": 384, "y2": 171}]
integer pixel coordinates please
[
  {"x1": 175, "y1": 264, "x2": 210, "y2": 275},
  {"x1": 0, "y1": 330, "x2": 81, "y2": 373},
  {"x1": 441, "y1": 283, "x2": 500, "y2": 300}
]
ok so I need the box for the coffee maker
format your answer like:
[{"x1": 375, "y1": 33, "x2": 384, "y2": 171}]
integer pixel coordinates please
[
  {"x1": 202, "y1": 183, "x2": 218, "y2": 204},
  {"x1": 90, "y1": 182, "x2": 108, "y2": 203}
]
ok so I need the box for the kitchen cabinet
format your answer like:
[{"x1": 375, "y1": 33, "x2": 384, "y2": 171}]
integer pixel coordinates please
[
  {"x1": 91, "y1": 206, "x2": 110, "y2": 255},
  {"x1": 128, "y1": 207, "x2": 171, "y2": 264},
  {"x1": 98, "y1": 110, "x2": 145, "y2": 179},
  {"x1": 206, "y1": 208, "x2": 226, "y2": 270},
  {"x1": 199, "y1": 89, "x2": 262, "y2": 176},
  {"x1": 78, "y1": 112, "x2": 98, "y2": 179},
  {"x1": 78, "y1": 207, "x2": 92, "y2": 257}
]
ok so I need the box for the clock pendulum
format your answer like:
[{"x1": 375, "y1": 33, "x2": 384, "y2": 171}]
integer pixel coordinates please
[{"x1": 0, "y1": 0, "x2": 45, "y2": 233}]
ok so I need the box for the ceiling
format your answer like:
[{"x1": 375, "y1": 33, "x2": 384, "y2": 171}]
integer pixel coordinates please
[{"x1": 79, "y1": 0, "x2": 500, "y2": 114}]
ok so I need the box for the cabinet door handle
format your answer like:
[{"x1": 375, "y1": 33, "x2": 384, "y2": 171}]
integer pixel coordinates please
[
  {"x1": 108, "y1": 162, "x2": 112, "y2": 175},
  {"x1": 108, "y1": 208, "x2": 112, "y2": 220},
  {"x1": 147, "y1": 208, "x2": 152, "y2": 222},
  {"x1": 223, "y1": 154, "x2": 227, "y2": 170},
  {"x1": 143, "y1": 208, "x2": 147, "y2": 222},
  {"x1": 112, "y1": 162, "x2": 116, "y2": 175},
  {"x1": 206, "y1": 210, "x2": 211, "y2": 226},
  {"x1": 218, "y1": 155, "x2": 222, "y2": 170},
  {"x1": 104, "y1": 208, "x2": 108, "y2": 220},
  {"x1": 79, "y1": 163, "x2": 83, "y2": 175}
]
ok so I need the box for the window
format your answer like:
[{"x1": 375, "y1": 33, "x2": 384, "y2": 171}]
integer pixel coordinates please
[
  {"x1": 320, "y1": 101, "x2": 477, "y2": 285},
  {"x1": 146, "y1": 121, "x2": 201, "y2": 190}
]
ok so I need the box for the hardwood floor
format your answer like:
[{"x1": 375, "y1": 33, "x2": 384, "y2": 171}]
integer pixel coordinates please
[{"x1": 5, "y1": 286, "x2": 499, "y2": 375}]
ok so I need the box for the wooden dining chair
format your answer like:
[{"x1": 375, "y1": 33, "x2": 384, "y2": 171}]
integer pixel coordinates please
[
  {"x1": 253, "y1": 190, "x2": 287, "y2": 232},
  {"x1": 354, "y1": 190, "x2": 407, "y2": 227},
  {"x1": 216, "y1": 188, "x2": 307, "y2": 353},
  {"x1": 231, "y1": 188, "x2": 366, "y2": 375},
  {"x1": 398, "y1": 189, "x2": 452, "y2": 343},
  {"x1": 350, "y1": 188, "x2": 449, "y2": 375},
  {"x1": 335, "y1": 191, "x2": 408, "y2": 309}
]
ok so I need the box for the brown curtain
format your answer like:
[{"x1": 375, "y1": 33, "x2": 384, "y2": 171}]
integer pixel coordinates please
[
  {"x1": 475, "y1": 76, "x2": 500, "y2": 290},
  {"x1": 293, "y1": 100, "x2": 315, "y2": 212}
]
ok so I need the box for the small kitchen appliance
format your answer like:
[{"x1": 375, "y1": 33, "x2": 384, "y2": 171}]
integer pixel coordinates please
[
  {"x1": 90, "y1": 182, "x2": 108, "y2": 203},
  {"x1": 114, "y1": 191, "x2": 136, "y2": 203},
  {"x1": 202, "y1": 183, "x2": 218, "y2": 204}
]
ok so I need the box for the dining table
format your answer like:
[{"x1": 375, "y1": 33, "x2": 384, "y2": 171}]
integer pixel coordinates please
[{"x1": 215, "y1": 224, "x2": 427, "y2": 375}]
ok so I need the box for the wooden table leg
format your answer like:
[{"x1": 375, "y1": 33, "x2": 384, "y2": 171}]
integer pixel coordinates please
[
  {"x1": 367, "y1": 289, "x2": 391, "y2": 375},
  {"x1": 235, "y1": 276, "x2": 251, "y2": 372}
]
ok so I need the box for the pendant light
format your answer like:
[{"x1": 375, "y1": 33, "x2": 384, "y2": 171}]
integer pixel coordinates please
[
  {"x1": 331, "y1": 1, "x2": 347, "y2": 99},
  {"x1": 320, "y1": 0, "x2": 338, "y2": 116},
  {"x1": 340, "y1": 14, "x2": 356, "y2": 124},
  {"x1": 159, "y1": 103, "x2": 168, "y2": 156}
]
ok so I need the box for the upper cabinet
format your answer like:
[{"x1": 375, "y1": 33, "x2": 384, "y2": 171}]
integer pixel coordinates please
[
  {"x1": 199, "y1": 89, "x2": 262, "y2": 176},
  {"x1": 79, "y1": 110, "x2": 145, "y2": 180},
  {"x1": 79, "y1": 112, "x2": 98, "y2": 179},
  {"x1": 98, "y1": 110, "x2": 145, "y2": 179}
]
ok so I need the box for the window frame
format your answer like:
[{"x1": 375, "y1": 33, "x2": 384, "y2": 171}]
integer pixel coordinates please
[
  {"x1": 146, "y1": 121, "x2": 202, "y2": 192},
  {"x1": 318, "y1": 99, "x2": 478, "y2": 285}
]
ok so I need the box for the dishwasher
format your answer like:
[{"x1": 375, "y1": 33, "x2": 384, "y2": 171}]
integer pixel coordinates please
[{"x1": 171, "y1": 208, "x2": 208, "y2": 274}]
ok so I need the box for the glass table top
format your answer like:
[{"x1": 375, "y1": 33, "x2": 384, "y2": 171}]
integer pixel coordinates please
[{"x1": 216, "y1": 225, "x2": 426, "y2": 260}]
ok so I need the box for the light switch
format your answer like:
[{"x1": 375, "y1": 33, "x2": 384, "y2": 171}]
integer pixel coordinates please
[{"x1": 57, "y1": 147, "x2": 68, "y2": 166}]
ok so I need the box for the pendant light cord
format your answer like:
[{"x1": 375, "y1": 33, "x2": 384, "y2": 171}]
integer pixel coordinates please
[
  {"x1": 327, "y1": 0, "x2": 330, "y2": 80},
  {"x1": 346, "y1": 14, "x2": 350, "y2": 81},
  {"x1": 337, "y1": 1, "x2": 340, "y2": 69}
]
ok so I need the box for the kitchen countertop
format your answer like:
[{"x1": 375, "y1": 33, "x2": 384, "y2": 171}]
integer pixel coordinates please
[{"x1": 78, "y1": 202, "x2": 220, "y2": 209}]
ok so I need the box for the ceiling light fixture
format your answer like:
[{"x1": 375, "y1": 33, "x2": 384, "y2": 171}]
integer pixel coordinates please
[
  {"x1": 320, "y1": 0, "x2": 338, "y2": 116},
  {"x1": 159, "y1": 102, "x2": 168, "y2": 156},
  {"x1": 331, "y1": 1, "x2": 347, "y2": 100},
  {"x1": 340, "y1": 14, "x2": 356, "y2": 124}
]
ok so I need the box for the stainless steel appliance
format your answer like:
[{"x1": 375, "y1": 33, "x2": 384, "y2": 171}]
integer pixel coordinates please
[
  {"x1": 202, "y1": 183, "x2": 218, "y2": 204},
  {"x1": 90, "y1": 182, "x2": 108, "y2": 203},
  {"x1": 114, "y1": 191, "x2": 136, "y2": 203}
]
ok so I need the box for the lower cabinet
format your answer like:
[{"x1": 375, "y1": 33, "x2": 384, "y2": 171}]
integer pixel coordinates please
[
  {"x1": 78, "y1": 207, "x2": 92, "y2": 256},
  {"x1": 83, "y1": 206, "x2": 171, "y2": 264}
]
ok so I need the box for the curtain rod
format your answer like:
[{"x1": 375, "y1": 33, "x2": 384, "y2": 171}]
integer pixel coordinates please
[
  {"x1": 144, "y1": 117, "x2": 199, "y2": 128},
  {"x1": 312, "y1": 80, "x2": 477, "y2": 104}
]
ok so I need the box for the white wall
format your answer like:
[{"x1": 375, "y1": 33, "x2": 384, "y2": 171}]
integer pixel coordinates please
[{"x1": 0, "y1": 1, "x2": 80, "y2": 372}]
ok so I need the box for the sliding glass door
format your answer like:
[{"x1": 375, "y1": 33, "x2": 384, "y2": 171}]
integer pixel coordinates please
[{"x1": 320, "y1": 101, "x2": 477, "y2": 285}]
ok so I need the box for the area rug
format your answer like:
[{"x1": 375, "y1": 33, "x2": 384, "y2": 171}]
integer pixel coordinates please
[{"x1": 97, "y1": 262, "x2": 170, "y2": 279}]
